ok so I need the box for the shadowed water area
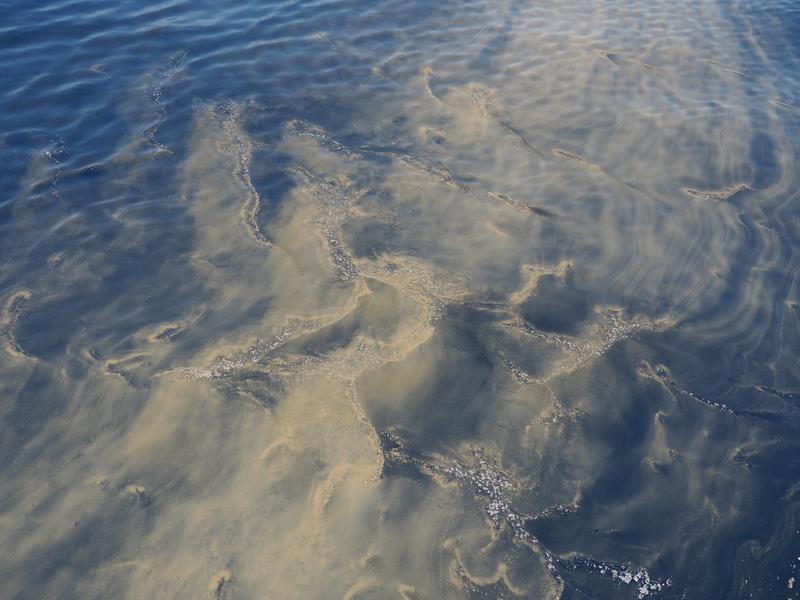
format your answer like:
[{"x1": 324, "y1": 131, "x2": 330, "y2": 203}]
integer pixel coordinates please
[{"x1": 2, "y1": 0, "x2": 800, "y2": 598}]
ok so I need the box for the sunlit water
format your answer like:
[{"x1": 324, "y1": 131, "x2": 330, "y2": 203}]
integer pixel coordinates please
[{"x1": 2, "y1": 1, "x2": 800, "y2": 598}]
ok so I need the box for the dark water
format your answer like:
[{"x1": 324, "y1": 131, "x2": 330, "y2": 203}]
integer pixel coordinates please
[{"x1": 2, "y1": 0, "x2": 800, "y2": 598}]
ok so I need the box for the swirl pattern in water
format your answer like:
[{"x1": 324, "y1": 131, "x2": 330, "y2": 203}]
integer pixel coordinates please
[{"x1": 2, "y1": 0, "x2": 800, "y2": 598}]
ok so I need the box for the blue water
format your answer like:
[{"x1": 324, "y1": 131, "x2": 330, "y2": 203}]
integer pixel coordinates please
[{"x1": 2, "y1": 1, "x2": 800, "y2": 598}]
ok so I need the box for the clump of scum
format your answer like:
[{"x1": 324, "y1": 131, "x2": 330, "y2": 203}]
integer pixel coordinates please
[
  {"x1": 381, "y1": 436, "x2": 672, "y2": 598},
  {"x1": 291, "y1": 164, "x2": 358, "y2": 281},
  {"x1": 176, "y1": 320, "x2": 316, "y2": 380},
  {"x1": 510, "y1": 309, "x2": 648, "y2": 362}
]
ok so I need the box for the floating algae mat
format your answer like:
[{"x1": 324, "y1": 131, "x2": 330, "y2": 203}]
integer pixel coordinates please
[{"x1": 1, "y1": 0, "x2": 800, "y2": 598}]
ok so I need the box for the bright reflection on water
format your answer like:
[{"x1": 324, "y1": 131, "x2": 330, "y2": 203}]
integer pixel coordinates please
[{"x1": 2, "y1": 0, "x2": 800, "y2": 598}]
